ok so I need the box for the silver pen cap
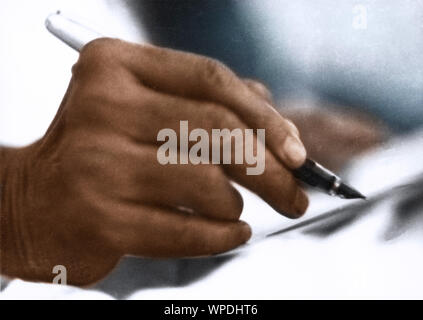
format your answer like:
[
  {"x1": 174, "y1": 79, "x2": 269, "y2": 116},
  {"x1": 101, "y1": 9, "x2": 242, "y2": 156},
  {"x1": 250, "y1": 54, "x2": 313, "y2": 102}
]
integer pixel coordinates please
[{"x1": 45, "y1": 11, "x2": 103, "y2": 52}]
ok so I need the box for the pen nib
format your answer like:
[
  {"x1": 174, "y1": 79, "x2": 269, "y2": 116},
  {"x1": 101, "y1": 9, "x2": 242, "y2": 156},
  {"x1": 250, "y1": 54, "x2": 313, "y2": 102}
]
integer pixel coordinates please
[{"x1": 337, "y1": 183, "x2": 366, "y2": 200}]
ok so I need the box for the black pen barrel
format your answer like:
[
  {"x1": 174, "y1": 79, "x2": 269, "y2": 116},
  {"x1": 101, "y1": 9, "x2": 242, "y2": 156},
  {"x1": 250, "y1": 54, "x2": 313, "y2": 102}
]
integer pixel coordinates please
[{"x1": 293, "y1": 159, "x2": 339, "y2": 194}]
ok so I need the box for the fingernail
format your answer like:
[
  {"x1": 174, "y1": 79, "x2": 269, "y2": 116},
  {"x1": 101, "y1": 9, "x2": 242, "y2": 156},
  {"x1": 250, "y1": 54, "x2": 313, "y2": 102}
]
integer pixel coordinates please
[{"x1": 284, "y1": 135, "x2": 307, "y2": 168}]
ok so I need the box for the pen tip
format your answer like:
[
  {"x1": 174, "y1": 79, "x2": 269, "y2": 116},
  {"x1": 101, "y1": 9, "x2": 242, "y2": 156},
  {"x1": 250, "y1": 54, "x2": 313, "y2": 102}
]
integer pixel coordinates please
[{"x1": 338, "y1": 183, "x2": 366, "y2": 200}]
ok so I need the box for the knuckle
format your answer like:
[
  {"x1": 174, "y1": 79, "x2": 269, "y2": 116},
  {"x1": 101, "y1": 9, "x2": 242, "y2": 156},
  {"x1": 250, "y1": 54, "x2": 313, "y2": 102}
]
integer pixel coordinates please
[
  {"x1": 80, "y1": 38, "x2": 121, "y2": 60},
  {"x1": 74, "y1": 38, "x2": 122, "y2": 76},
  {"x1": 223, "y1": 110, "x2": 243, "y2": 129},
  {"x1": 251, "y1": 80, "x2": 268, "y2": 91},
  {"x1": 245, "y1": 79, "x2": 273, "y2": 100},
  {"x1": 71, "y1": 62, "x2": 81, "y2": 76},
  {"x1": 200, "y1": 57, "x2": 233, "y2": 88},
  {"x1": 202, "y1": 103, "x2": 225, "y2": 129},
  {"x1": 140, "y1": 44, "x2": 169, "y2": 62},
  {"x1": 134, "y1": 88, "x2": 157, "y2": 111},
  {"x1": 208, "y1": 104, "x2": 242, "y2": 130}
]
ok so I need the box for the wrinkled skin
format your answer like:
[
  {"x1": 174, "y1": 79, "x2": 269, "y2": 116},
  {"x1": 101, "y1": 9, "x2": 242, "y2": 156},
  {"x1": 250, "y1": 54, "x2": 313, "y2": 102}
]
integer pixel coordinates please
[{"x1": 0, "y1": 39, "x2": 311, "y2": 286}]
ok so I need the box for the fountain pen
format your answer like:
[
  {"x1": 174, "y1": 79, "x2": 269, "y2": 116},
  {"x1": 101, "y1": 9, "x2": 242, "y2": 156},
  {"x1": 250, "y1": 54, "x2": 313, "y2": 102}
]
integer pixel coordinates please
[
  {"x1": 293, "y1": 159, "x2": 366, "y2": 199},
  {"x1": 45, "y1": 13, "x2": 366, "y2": 200}
]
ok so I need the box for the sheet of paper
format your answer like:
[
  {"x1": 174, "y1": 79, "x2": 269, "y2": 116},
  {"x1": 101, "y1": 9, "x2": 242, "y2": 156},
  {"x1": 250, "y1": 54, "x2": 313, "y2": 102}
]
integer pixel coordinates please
[{"x1": 230, "y1": 129, "x2": 423, "y2": 251}]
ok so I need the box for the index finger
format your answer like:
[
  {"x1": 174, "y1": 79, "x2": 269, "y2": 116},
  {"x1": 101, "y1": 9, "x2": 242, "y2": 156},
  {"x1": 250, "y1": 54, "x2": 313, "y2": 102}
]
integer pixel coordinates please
[{"x1": 91, "y1": 39, "x2": 307, "y2": 169}]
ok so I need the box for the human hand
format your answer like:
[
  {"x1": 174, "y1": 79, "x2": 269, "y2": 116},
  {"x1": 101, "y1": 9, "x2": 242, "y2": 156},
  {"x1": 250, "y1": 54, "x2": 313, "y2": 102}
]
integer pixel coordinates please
[{"x1": 0, "y1": 39, "x2": 308, "y2": 285}]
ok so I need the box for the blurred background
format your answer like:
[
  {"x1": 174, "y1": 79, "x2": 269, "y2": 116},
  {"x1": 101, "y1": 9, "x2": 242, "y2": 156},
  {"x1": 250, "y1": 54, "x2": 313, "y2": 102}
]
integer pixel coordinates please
[{"x1": 133, "y1": 0, "x2": 423, "y2": 133}]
